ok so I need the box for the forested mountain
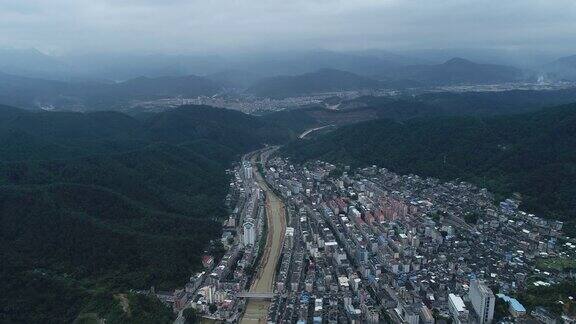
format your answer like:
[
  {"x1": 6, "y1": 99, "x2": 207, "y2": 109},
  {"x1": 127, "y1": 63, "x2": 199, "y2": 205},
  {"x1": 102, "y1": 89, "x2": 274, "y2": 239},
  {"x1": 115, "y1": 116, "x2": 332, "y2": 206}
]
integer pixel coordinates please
[
  {"x1": 0, "y1": 72, "x2": 223, "y2": 111},
  {"x1": 376, "y1": 57, "x2": 524, "y2": 85},
  {"x1": 283, "y1": 103, "x2": 576, "y2": 235},
  {"x1": 247, "y1": 68, "x2": 383, "y2": 98},
  {"x1": 0, "y1": 104, "x2": 290, "y2": 323}
]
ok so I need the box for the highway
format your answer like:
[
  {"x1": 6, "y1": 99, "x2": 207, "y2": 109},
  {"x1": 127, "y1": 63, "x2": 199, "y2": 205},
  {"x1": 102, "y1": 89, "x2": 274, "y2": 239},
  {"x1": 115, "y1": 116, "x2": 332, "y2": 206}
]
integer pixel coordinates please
[{"x1": 241, "y1": 148, "x2": 286, "y2": 324}]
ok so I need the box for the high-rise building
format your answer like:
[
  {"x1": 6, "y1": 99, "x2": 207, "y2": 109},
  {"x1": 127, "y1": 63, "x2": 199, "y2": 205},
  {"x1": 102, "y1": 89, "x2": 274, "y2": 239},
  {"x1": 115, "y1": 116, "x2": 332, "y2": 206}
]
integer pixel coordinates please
[
  {"x1": 243, "y1": 162, "x2": 253, "y2": 180},
  {"x1": 243, "y1": 218, "x2": 255, "y2": 246},
  {"x1": 469, "y1": 279, "x2": 495, "y2": 324},
  {"x1": 448, "y1": 293, "x2": 469, "y2": 324}
]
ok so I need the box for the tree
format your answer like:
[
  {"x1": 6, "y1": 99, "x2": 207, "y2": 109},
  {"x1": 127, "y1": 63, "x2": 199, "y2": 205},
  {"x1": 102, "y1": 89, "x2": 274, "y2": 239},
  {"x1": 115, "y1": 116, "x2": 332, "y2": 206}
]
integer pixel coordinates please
[
  {"x1": 493, "y1": 298, "x2": 509, "y2": 321},
  {"x1": 464, "y1": 212, "x2": 479, "y2": 224},
  {"x1": 183, "y1": 308, "x2": 199, "y2": 324}
]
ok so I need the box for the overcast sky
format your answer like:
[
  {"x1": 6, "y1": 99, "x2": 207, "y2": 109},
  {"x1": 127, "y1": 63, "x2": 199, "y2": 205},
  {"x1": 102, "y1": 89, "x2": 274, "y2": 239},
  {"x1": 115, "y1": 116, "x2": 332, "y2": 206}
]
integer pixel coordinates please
[{"x1": 1, "y1": 0, "x2": 575, "y2": 55}]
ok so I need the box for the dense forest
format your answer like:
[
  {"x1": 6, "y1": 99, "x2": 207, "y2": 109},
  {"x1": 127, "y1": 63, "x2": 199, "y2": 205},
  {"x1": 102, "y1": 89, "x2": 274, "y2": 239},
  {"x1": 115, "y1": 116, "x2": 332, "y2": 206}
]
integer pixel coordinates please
[
  {"x1": 283, "y1": 103, "x2": 576, "y2": 235},
  {"x1": 0, "y1": 104, "x2": 291, "y2": 323}
]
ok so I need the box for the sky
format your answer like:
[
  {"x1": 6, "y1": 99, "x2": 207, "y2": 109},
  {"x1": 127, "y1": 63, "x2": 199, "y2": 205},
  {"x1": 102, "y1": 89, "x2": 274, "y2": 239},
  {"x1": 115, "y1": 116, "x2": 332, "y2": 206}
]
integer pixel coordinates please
[{"x1": 0, "y1": 0, "x2": 575, "y2": 55}]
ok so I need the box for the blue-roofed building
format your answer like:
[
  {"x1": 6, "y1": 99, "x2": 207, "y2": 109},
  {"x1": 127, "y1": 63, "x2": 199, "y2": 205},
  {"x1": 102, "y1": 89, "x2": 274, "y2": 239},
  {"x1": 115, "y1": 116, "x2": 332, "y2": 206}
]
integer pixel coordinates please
[
  {"x1": 508, "y1": 298, "x2": 526, "y2": 317},
  {"x1": 496, "y1": 293, "x2": 526, "y2": 317},
  {"x1": 300, "y1": 291, "x2": 310, "y2": 304}
]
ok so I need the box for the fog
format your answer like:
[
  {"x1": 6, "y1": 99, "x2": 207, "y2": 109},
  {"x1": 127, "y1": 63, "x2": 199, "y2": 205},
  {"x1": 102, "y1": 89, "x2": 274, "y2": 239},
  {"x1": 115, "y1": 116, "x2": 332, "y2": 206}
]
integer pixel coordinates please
[{"x1": 1, "y1": 0, "x2": 575, "y2": 56}]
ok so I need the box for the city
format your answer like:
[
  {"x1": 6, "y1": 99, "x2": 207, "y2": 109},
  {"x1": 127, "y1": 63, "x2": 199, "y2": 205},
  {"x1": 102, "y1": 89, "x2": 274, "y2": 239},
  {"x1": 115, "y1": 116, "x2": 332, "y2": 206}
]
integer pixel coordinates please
[
  {"x1": 166, "y1": 145, "x2": 574, "y2": 323},
  {"x1": 125, "y1": 80, "x2": 576, "y2": 115}
]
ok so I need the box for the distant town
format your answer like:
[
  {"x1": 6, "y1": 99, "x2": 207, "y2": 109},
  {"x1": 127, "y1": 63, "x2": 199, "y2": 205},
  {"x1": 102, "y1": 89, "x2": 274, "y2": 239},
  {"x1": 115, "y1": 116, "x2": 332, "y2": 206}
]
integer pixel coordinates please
[{"x1": 128, "y1": 80, "x2": 576, "y2": 115}]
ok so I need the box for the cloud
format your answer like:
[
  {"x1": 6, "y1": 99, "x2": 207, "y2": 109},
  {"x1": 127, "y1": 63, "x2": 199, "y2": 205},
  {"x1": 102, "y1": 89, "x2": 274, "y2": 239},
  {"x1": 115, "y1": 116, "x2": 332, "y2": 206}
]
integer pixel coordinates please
[{"x1": 0, "y1": 0, "x2": 574, "y2": 54}]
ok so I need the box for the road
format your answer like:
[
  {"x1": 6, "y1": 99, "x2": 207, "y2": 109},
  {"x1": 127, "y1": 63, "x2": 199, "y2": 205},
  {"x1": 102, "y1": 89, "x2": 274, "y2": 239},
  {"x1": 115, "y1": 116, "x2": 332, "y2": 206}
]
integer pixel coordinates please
[
  {"x1": 298, "y1": 124, "x2": 334, "y2": 139},
  {"x1": 241, "y1": 148, "x2": 286, "y2": 324}
]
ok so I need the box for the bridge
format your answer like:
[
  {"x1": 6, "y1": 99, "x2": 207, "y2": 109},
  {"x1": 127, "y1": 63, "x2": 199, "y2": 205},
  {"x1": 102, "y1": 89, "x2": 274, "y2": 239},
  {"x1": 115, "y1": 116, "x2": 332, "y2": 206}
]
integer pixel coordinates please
[{"x1": 236, "y1": 292, "x2": 275, "y2": 300}]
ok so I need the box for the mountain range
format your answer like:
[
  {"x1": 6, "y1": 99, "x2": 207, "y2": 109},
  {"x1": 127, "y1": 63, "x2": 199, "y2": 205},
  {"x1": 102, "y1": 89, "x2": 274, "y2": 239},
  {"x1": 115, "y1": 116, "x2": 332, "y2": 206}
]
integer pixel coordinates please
[
  {"x1": 0, "y1": 48, "x2": 424, "y2": 81},
  {"x1": 247, "y1": 68, "x2": 383, "y2": 98},
  {"x1": 374, "y1": 57, "x2": 525, "y2": 85},
  {"x1": 1, "y1": 48, "x2": 575, "y2": 110},
  {"x1": 1, "y1": 47, "x2": 573, "y2": 83},
  {"x1": 247, "y1": 58, "x2": 527, "y2": 98},
  {"x1": 0, "y1": 72, "x2": 223, "y2": 111}
]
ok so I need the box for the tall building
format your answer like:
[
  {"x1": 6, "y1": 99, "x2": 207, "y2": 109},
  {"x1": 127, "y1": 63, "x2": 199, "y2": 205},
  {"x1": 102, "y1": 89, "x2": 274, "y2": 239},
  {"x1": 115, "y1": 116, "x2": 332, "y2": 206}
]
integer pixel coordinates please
[
  {"x1": 419, "y1": 304, "x2": 435, "y2": 324},
  {"x1": 243, "y1": 162, "x2": 253, "y2": 180},
  {"x1": 469, "y1": 279, "x2": 495, "y2": 324},
  {"x1": 448, "y1": 293, "x2": 469, "y2": 324},
  {"x1": 243, "y1": 218, "x2": 255, "y2": 246}
]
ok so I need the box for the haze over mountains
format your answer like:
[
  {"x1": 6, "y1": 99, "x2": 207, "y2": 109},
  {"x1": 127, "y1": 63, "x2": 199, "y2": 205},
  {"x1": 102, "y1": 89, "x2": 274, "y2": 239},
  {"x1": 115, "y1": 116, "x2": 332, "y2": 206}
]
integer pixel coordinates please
[
  {"x1": 545, "y1": 55, "x2": 576, "y2": 80},
  {"x1": 375, "y1": 57, "x2": 525, "y2": 85},
  {"x1": 248, "y1": 68, "x2": 383, "y2": 99},
  {"x1": 0, "y1": 71, "x2": 222, "y2": 111},
  {"x1": 0, "y1": 48, "x2": 428, "y2": 81},
  {"x1": 1, "y1": 47, "x2": 573, "y2": 81},
  {"x1": 2, "y1": 47, "x2": 576, "y2": 112}
]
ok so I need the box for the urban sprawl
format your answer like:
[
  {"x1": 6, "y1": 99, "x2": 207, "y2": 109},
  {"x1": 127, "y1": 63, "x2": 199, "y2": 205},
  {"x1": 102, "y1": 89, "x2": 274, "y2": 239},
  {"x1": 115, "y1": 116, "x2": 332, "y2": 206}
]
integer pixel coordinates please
[{"x1": 163, "y1": 147, "x2": 574, "y2": 324}]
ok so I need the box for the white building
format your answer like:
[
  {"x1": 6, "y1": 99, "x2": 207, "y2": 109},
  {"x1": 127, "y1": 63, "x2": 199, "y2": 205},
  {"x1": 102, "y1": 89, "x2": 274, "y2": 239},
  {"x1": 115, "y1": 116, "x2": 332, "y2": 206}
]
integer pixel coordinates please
[
  {"x1": 469, "y1": 279, "x2": 495, "y2": 324},
  {"x1": 243, "y1": 163, "x2": 253, "y2": 180},
  {"x1": 243, "y1": 218, "x2": 256, "y2": 246},
  {"x1": 448, "y1": 293, "x2": 469, "y2": 324}
]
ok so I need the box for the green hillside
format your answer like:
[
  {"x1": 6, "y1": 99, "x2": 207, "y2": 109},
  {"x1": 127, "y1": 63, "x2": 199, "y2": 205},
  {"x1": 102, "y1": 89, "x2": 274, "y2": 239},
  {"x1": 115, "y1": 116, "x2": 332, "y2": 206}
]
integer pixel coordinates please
[
  {"x1": 284, "y1": 103, "x2": 576, "y2": 235},
  {"x1": 0, "y1": 104, "x2": 289, "y2": 323}
]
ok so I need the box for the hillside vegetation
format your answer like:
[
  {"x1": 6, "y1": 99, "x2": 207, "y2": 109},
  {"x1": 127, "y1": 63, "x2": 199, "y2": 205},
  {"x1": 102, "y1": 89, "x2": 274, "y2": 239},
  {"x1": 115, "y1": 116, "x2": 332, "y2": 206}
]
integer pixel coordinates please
[
  {"x1": 0, "y1": 104, "x2": 290, "y2": 323},
  {"x1": 262, "y1": 87, "x2": 576, "y2": 136}
]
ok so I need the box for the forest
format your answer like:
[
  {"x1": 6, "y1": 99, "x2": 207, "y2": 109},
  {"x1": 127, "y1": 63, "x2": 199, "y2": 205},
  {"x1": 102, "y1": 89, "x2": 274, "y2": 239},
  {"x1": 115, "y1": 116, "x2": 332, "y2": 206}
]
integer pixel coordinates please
[{"x1": 0, "y1": 104, "x2": 291, "y2": 323}]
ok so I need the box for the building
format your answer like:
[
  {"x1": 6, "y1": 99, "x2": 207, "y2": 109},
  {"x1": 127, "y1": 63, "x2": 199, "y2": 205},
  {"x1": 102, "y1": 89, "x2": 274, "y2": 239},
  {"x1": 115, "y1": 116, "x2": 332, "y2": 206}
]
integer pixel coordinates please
[
  {"x1": 531, "y1": 307, "x2": 557, "y2": 324},
  {"x1": 420, "y1": 304, "x2": 435, "y2": 324},
  {"x1": 356, "y1": 245, "x2": 369, "y2": 263},
  {"x1": 243, "y1": 162, "x2": 253, "y2": 180},
  {"x1": 448, "y1": 293, "x2": 469, "y2": 324},
  {"x1": 496, "y1": 294, "x2": 526, "y2": 318},
  {"x1": 508, "y1": 298, "x2": 526, "y2": 318},
  {"x1": 243, "y1": 218, "x2": 255, "y2": 246},
  {"x1": 469, "y1": 280, "x2": 495, "y2": 324}
]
